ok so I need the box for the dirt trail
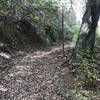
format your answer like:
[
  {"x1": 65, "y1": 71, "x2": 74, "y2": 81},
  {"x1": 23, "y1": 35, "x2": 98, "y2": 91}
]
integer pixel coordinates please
[{"x1": 0, "y1": 44, "x2": 74, "y2": 100}]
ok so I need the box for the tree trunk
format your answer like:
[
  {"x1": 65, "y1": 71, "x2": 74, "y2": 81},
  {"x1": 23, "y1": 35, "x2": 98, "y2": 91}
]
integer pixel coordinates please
[
  {"x1": 62, "y1": 9, "x2": 65, "y2": 56},
  {"x1": 75, "y1": 0, "x2": 100, "y2": 58}
]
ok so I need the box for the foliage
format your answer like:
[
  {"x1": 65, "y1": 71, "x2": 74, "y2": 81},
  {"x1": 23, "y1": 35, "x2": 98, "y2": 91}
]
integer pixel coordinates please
[
  {"x1": 71, "y1": 25, "x2": 80, "y2": 46},
  {"x1": 0, "y1": 0, "x2": 58, "y2": 46},
  {"x1": 64, "y1": 89, "x2": 100, "y2": 100},
  {"x1": 65, "y1": 90, "x2": 89, "y2": 100},
  {"x1": 76, "y1": 55, "x2": 100, "y2": 85},
  {"x1": 0, "y1": 0, "x2": 77, "y2": 46}
]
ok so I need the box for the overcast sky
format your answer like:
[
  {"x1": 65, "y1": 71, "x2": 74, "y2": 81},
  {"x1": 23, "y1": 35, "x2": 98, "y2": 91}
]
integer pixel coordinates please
[{"x1": 73, "y1": 0, "x2": 86, "y2": 22}]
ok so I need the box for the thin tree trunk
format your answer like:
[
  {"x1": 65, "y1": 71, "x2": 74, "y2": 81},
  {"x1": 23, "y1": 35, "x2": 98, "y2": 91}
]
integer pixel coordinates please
[{"x1": 62, "y1": 9, "x2": 65, "y2": 56}]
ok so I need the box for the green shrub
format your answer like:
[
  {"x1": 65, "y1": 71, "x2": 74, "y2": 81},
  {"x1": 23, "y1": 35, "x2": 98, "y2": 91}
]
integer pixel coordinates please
[
  {"x1": 64, "y1": 90, "x2": 89, "y2": 100},
  {"x1": 76, "y1": 57, "x2": 100, "y2": 84}
]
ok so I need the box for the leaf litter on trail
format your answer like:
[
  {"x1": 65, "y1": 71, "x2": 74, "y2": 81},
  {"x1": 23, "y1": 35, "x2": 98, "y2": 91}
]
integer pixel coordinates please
[{"x1": 0, "y1": 45, "x2": 74, "y2": 100}]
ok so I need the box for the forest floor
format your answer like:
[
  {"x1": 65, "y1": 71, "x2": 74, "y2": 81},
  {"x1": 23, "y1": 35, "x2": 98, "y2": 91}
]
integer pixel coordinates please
[{"x1": 0, "y1": 43, "x2": 100, "y2": 100}]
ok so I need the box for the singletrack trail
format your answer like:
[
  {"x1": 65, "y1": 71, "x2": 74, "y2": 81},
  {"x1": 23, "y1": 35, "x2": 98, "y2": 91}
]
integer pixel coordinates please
[{"x1": 0, "y1": 44, "x2": 74, "y2": 100}]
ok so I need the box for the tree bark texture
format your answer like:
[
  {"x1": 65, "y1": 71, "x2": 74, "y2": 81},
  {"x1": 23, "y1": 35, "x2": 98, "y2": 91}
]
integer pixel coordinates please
[{"x1": 75, "y1": 0, "x2": 100, "y2": 58}]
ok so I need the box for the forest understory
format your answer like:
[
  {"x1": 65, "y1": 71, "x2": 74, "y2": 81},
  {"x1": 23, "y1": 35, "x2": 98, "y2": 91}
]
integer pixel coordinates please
[
  {"x1": 0, "y1": 43, "x2": 73, "y2": 100},
  {"x1": 0, "y1": 43, "x2": 100, "y2": 100},
  {"x1": 0, "y1": 0, "x2": 100, "y2": 99}
]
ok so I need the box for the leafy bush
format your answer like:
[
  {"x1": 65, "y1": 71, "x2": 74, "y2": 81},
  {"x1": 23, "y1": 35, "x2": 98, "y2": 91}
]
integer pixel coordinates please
[
  {"x1": 65, "y1": 90, "x2": 89, "y2": 100},
  {"x1": 76, "y1": 56, "x2": 100, "y2": 85}
]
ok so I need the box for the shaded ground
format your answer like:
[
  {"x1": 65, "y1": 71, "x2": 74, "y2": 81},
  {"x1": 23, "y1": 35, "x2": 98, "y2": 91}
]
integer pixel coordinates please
[{"x1": 0, "y1": 44, "x2": 75, "y2": 100}]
